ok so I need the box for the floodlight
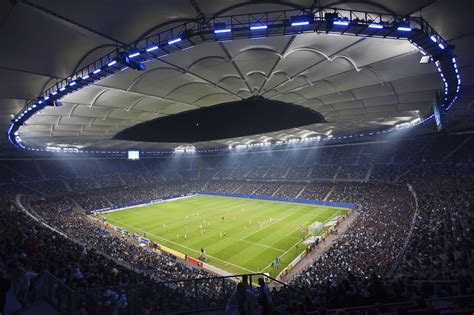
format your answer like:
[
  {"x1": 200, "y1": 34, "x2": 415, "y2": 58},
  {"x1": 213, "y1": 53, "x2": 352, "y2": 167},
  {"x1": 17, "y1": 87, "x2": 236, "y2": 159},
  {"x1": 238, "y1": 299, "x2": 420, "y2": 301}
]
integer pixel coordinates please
[
  {"x1": 333, "y1": 20, "x2": 349, "y2": 26},
  {"x1": 168, "y1": 38, "x2": 181, "y2": 45},
  {"x1": 146, "y1": 45, "x2": 159, "y2": 52},
  {"x1": 397, "y1": 23, "x2": 411, "y2": 31},
  {"x1": 368, "y1": 23, "x2": 383, "y2": 29},
  {"x1": 419, "y1": 55, "x2": 431, "y2": 64},
  {"x1": 250, "y1": 24, "x2": 267, "y2": 30},
  {"x1": 117, "y1": 52, "x2": 145, "y2": 71},
  {"x1": 214, "y1": 23, "x2": 231, "y2": 34},
  {"x1": 290, "y1": 15, "x2": 312, "y2": 26}
]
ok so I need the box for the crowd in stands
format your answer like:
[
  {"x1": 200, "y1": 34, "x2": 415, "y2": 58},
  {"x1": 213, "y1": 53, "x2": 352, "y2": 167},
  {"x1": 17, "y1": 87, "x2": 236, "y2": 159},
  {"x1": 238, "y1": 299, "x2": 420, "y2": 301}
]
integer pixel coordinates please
[
  {"x1": 292, "y1": 182, "x2": 415, "y2": 284},
  {"x1": 1, "y1": 194, "x2": 233, "y2": 314},
  {"x1": 0, "y1": 132, "x2": 473, "y2": 313},
  {"x1": 396, "y1": 166, "x2": 474, "y2": 284}
]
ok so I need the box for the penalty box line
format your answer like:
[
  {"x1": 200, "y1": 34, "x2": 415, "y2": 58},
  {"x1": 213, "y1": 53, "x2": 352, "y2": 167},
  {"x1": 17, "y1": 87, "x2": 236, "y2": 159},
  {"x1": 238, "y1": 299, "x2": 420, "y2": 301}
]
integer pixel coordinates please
[
  {"x1": 148, "y1": 198, "x2": 260, "y2": 233},
  {"x1": 239, "y1": 239, "x2": 285, "y2": 253},
  {"x1": 261, "y1": 208, "x2": 343, "y2": 273},
  {"x1": 104, "y1": 217, "x2": 256, "y2": 274}
]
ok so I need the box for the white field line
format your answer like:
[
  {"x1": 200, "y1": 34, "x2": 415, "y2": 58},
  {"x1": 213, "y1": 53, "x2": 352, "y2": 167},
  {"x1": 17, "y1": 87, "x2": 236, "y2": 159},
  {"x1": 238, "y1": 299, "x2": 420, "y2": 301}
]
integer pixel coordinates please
[
  {"x1": 149, "y1": 195, "x2": 265, "y2": 224},
  {"x1": 241, "y1": 205, "x2": 332, "y2": 241},
  {"x1": 97, "y1": 194, "x2": 195, "y2": 214},
  {"x1": 260, "y1": 240, "x2": 302, "y2": 273},
  {"x1": 106, "y1": 197, "x2": 346, "y2": 275},
  {"x1": 285, "y1": 207, "x2": 334, "y2": 237},
  {"x1": 151, "y1": 205, "x2": 260, "y2": 232},
  {"x1": 261, "y1": 208, "x2": 346, "y2": 273},
  {"x1": 241, "y1": 209, "x2": 303, "y2": 240},
  {"x1": 240, "y1": 239, "x2": 285, "y2": 253},
  {"x1": 104, "y1": 217, "x2": 256, "y2": 274},
  {"x1": 119, "y1": 197, "x2": 240, "y2": 232},
  {"x1": 146, "y1": 196, "x2": 289, "y2": 234},
  {"x1": 147, "y1": 199, "x2": 262, "y2": 232}
]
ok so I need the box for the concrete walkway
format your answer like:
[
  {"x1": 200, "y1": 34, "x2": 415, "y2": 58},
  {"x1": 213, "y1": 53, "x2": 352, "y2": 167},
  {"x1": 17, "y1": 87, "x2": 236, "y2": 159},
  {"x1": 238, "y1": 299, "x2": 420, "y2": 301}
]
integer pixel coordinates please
[{"x1": 281, "y1": 210, "x2": 359, "y2": 283}]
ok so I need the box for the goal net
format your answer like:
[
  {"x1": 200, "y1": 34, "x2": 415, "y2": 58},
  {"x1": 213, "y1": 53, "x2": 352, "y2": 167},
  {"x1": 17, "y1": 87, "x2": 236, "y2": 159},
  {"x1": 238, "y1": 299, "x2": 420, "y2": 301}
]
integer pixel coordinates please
[{"x1": 307, "y1": 221, "x2": 323, "y2": 236}]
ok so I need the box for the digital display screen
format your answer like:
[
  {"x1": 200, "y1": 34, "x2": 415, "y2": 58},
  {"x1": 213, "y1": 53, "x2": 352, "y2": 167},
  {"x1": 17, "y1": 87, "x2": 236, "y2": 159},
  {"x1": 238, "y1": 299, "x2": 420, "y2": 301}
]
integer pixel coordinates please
[
  {"x1": 432, "y1": 103, "x2": 443, "y2": 132},
  {"x1": 128, "y1": 150, "x2": 140, "y2": 160}
]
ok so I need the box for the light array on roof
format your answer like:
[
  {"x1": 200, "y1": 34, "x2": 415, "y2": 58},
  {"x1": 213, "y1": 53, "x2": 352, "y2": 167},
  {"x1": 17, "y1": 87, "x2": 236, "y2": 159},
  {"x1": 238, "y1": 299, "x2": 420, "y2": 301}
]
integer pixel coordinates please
[{"x1": 7, "y1": 6, "x2": 461, "y2": 154}]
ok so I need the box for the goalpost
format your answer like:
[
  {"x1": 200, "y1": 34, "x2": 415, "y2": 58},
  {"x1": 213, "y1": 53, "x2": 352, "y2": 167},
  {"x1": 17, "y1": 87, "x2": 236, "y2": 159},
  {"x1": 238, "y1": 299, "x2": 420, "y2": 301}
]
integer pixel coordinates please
[{"x1": 307, "y1": 221, "x2": 323, "y2": 236}]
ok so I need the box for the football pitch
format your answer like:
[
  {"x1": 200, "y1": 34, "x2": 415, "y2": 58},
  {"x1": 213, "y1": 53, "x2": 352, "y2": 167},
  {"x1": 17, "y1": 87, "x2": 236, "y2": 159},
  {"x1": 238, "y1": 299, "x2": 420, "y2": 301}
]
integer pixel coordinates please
[{"x1": 100, "y1": 194, "x2": 348, "y2": 278}]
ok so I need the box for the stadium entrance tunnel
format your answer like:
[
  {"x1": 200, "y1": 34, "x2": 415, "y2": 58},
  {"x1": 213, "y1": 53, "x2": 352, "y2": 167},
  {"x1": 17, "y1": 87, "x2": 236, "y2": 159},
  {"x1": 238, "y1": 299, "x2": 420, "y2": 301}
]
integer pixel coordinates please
[{"x1": 114, "y1": 96, "x2": 326, "y2": 143}]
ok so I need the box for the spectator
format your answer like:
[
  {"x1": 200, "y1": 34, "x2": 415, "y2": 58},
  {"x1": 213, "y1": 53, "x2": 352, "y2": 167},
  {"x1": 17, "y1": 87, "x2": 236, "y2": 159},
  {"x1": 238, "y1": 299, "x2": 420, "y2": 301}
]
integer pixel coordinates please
[{"x1": 226, "y1": 282, "x2": 257, "y2": 315}]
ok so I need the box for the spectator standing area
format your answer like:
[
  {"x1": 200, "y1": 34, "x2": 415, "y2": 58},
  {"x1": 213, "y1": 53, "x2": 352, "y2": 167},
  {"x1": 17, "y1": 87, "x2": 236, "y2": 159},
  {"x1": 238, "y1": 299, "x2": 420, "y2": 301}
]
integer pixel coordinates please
[{"x1": 98, "y1": 194, "x2": 349, "y2": 278}]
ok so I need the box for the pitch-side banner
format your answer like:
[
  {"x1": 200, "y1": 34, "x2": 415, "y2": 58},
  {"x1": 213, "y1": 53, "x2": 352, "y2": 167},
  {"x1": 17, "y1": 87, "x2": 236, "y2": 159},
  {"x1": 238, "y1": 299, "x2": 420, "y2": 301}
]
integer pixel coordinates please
[{"x1": 159, "y1": 244, "x2": 186, "y2": 260}]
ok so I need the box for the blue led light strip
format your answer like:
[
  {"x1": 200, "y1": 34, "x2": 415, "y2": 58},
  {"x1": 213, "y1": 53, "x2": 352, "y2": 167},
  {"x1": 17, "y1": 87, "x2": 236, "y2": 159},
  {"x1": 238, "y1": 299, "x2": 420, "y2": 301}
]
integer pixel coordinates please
[{"x1": 7, "y1": 6, "x2": 461, "y2": 154}]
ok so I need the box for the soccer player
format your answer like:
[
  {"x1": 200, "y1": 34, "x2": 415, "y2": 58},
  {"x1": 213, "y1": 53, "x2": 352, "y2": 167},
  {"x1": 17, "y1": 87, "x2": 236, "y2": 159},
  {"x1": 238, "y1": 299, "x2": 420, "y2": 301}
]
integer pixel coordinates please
[{"x1": 222, "y1": 216, "x2": 224, "y2": 222}]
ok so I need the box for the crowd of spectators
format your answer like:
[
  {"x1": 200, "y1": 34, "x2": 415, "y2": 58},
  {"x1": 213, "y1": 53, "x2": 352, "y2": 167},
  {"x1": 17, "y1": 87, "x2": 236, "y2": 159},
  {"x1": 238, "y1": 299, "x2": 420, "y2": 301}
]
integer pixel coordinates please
[
  {"x1": 396, "y1": 166, "x2": 474, "y2": 285},
  {"x1": 336, "y1": 165, "x2": 369, "y2": 180},
  {"x1": 298, "y1": 182, "x2": 333, "y2": 201},
  {"x1": 293, "y1": 183, "x2": 416, "y2": 286},
  {"x1": 1, "y1": 194, "x2": 233, "y2": 313},
  {"x1": 0, "y1": 132, "x2": 473, "y2": 313},
  {"x1": 0, "y1": 199, "x2": 146, "y2": 313}
]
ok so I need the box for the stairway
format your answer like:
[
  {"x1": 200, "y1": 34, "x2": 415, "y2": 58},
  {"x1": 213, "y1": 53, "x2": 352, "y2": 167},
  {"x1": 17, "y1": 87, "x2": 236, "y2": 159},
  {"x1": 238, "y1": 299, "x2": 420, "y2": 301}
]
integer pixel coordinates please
[
  {"x1": 364, "y1": 164, "x2": 374, "y2": 182},
  {"x1": 323, "y1": 184, "x2": 336, "y2": 201},
  {"x1": 295, "y1": 183, "x2": 308, "y2": 199}
]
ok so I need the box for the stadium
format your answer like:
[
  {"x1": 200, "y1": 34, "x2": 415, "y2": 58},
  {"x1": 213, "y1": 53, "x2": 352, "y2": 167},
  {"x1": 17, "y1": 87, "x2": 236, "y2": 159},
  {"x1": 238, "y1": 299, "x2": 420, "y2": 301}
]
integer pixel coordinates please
[{"x1": 0, "y1": 0, "x2": 473, "y2": 314}]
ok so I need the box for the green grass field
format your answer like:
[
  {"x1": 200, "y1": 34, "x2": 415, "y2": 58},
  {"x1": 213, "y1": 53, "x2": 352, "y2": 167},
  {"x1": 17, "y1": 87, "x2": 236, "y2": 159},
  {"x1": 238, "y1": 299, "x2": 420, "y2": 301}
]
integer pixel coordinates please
[{"x1": 100, "y1": 194, "x2": 348, "y2": 278}]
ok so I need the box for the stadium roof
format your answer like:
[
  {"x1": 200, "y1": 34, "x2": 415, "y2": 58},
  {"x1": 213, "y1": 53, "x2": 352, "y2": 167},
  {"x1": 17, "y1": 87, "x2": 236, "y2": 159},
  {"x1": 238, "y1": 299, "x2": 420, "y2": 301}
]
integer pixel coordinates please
[{"x1": 0, "y1": 0, "x2": 473, "y2": 152}]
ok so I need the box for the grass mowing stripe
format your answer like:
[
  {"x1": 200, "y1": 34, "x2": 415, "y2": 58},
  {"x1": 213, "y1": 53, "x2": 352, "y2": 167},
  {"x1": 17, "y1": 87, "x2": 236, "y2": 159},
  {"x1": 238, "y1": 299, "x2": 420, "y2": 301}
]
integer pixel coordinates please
[
  {"x1": 104, "y1": 216, "x2": 256, "y2": 273},
  {"x1": 101, "y1": 194, "x2": 348, "y2": 277}
]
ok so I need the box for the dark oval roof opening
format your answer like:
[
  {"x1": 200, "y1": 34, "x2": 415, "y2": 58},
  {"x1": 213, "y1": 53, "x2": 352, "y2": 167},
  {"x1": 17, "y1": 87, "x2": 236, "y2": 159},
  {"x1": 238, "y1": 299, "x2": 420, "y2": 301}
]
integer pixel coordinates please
[{"x1": 114, "y1": 96, "x2": 326, "y2": 143}]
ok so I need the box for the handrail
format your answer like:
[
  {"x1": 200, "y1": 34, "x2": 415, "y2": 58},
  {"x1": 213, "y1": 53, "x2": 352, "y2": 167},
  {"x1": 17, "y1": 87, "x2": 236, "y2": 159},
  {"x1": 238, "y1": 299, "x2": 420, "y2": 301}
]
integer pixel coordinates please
[
  {"x1": 73, "y1": 272, "x2": 287, "y2": 294},
  {"x1": 388, "y1": 182, "x2": 419, "y2": 275}
]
